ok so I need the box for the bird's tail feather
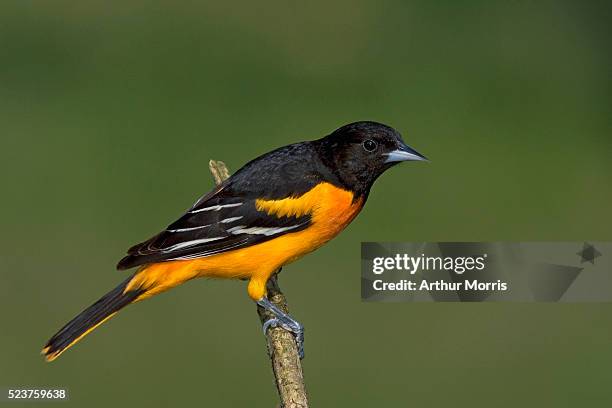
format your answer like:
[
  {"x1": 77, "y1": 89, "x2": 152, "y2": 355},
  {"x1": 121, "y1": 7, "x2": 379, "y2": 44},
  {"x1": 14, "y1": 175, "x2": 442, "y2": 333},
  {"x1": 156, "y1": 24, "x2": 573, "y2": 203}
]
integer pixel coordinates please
[{"x1": 42, "y1": 275, "x2": 144, "y2": 362}]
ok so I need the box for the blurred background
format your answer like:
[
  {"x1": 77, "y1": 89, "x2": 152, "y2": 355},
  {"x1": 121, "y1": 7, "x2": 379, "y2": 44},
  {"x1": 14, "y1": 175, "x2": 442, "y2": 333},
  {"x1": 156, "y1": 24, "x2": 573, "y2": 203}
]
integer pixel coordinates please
[{"x1": 1, "y1": 1, "x2": 611, "y2": 407}]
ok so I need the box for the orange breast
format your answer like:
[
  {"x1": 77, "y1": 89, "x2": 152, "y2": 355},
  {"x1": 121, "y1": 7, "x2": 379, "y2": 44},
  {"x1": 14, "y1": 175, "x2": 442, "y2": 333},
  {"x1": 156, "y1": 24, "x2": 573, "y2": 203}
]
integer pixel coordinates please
[
  {"x1": 198, "y1": 182, "x2": 363, "y2": 276},
  {"x1": 128, "y1": 182, "x2": 363, "y2": 299}
]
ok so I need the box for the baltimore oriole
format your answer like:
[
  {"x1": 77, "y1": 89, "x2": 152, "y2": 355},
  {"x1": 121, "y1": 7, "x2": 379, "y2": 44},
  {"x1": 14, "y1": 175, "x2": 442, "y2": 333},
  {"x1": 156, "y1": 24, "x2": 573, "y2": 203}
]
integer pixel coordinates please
[{"x1": 42, "y1": 121, "x2": 427, "y2": 361}]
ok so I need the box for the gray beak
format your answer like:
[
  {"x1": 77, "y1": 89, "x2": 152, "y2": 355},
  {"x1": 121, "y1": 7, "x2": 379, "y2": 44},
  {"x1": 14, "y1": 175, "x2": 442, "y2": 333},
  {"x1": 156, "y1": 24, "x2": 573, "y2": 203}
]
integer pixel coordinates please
[{"x1": 385, "y1": 142, "x2": 428, "y2": 163}]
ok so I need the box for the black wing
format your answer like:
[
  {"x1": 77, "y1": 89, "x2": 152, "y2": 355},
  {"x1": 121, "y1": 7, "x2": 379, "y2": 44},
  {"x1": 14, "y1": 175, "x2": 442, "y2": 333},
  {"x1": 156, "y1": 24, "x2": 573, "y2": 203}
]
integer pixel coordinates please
[
  {"x1": 117, "y1": 141, "x2": 338, "y2": 270},
  {"x1": 116, "y1": 183, "x2": 312, "y2": 270}
]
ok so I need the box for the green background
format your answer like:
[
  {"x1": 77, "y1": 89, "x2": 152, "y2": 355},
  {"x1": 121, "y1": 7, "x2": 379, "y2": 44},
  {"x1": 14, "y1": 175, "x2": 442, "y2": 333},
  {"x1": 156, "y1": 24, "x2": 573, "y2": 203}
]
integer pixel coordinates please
[{"x1": 1, "y1": 1, "x2": 611, "y2": 407}]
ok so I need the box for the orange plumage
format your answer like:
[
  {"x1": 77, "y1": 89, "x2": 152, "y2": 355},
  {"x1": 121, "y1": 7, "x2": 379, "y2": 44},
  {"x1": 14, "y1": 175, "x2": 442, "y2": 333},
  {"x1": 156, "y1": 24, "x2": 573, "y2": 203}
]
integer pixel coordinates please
[{"x1": 127, "y1": 182, "x2": 363, "y2": 301}]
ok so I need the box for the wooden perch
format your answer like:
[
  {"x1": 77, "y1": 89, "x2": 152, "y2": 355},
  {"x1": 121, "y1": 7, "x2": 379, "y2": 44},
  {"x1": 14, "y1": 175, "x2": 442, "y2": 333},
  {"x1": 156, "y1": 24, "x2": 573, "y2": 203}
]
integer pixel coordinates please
[{"x1": 209, "y1": 160, "x2": 309, "y2": 408}]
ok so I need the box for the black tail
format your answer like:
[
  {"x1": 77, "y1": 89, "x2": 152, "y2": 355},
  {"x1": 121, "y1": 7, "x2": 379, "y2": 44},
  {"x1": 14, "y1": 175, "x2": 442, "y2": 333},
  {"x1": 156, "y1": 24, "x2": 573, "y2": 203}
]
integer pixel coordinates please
[{"x1": 42, "y1": 275, "x2": 143, "y2": 362}]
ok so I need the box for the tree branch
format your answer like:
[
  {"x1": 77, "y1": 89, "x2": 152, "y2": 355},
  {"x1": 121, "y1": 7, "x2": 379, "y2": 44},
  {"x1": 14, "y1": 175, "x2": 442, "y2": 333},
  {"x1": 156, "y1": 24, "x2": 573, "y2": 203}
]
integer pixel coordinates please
[{"x1": 208, "y1": 160, "x2": 309, "y2": 408}]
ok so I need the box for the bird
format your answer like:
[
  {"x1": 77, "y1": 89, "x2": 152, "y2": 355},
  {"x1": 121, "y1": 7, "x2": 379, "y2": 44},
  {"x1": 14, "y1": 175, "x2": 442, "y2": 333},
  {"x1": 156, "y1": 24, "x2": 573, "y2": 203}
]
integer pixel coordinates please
[{"x1": 42, "y1": 121, "x2": 427, "y2": 361}]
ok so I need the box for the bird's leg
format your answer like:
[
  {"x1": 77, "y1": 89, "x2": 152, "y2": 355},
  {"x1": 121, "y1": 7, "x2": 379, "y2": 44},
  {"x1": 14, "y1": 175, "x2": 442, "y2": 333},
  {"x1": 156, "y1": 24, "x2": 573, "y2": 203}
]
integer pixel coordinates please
[
  {"x1": 258, "y1": 297, "x2": 305, "y2": 359},
  {"x1": 257, "y1": 273, "x2": 305, "y2": 359}
]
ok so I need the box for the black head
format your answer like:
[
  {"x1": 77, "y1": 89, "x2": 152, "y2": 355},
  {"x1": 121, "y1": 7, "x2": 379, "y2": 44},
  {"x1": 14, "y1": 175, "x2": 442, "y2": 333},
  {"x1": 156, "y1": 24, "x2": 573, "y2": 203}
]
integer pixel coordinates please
[{"x1": 316, "y1": 121, "x2": 427, "y2": 196}]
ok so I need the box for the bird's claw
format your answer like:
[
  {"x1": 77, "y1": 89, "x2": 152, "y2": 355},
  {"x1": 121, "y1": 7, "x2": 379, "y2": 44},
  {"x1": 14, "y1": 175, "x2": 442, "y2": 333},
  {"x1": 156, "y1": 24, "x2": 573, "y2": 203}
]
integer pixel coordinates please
[
  {"x1": 262, "y1": 317, "x2": 305, "y2": 359},
  {"x1": 259, "y1": 296, "x2": 305, "y2": 359},
  {"x1": 262, "y1": 317, "x2": 280, "y2": 334}
]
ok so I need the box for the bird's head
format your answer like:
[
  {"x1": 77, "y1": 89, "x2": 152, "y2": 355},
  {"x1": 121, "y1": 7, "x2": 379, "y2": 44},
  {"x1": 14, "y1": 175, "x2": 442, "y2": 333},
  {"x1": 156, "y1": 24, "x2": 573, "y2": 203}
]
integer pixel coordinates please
[{"x1": 317, "y1": 121, "x2": 427, "y2": 195}]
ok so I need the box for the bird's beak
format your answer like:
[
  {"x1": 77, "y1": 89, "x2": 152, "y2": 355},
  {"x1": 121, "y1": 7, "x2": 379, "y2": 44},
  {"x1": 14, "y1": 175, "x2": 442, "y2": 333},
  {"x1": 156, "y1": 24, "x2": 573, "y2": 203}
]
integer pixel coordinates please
[{"x1": 385, "y1": 142, "x2": 428, "y2": 163}]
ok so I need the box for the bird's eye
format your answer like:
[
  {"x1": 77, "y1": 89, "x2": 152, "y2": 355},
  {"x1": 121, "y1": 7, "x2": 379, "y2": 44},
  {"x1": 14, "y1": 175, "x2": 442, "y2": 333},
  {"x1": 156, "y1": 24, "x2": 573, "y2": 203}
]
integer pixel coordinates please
[{"x1": 362, "y1": 139, "x2": 377, "y2": 152}]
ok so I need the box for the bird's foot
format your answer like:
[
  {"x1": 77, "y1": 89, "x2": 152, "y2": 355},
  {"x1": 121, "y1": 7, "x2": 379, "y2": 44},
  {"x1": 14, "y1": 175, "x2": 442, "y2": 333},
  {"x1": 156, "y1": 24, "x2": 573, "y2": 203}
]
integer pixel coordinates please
[{"x1": 257, "y1": 297, "x2": 305, "y2": 359}]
